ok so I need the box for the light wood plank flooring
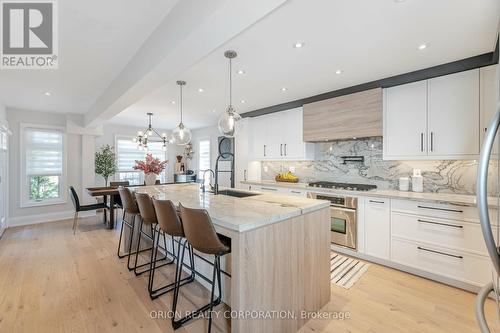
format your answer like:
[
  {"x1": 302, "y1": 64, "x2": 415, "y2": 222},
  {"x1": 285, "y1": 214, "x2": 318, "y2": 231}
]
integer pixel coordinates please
[{"x1": 0, "y1": 216, "x2": 498, "y2": 333}]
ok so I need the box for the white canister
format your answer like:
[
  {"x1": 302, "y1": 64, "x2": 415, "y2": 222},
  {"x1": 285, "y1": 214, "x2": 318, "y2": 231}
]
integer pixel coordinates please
[
  {"x1": 399, "y1": 177, "x2": 410, "y2": 191},
  {"x1": 411, "y1": 169, "x2": 424, "y2": 193}
]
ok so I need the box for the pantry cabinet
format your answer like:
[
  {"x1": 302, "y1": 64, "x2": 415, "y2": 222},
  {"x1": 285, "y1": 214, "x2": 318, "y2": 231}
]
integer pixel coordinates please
[
  {"x1": 384, "y1": 68, "x2": 481, "y2": 160},
  {"x1": 250, "y1": 107, "x2": 314, "y2": 161}
]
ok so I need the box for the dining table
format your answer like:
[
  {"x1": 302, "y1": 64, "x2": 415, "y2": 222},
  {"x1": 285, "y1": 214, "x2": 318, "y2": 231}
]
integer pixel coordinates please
[{"x1": 85, "y1": 186, "x2": 120, "y2": 229}]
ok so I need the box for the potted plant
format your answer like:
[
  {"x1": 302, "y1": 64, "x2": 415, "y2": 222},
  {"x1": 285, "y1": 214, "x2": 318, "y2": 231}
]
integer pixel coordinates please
[
  {"x1": 95, "y1": 145, "x2": 117, "y2": 186},
  {"x1": 134, "y1": 153, "x2": 168, "y2": 185}
]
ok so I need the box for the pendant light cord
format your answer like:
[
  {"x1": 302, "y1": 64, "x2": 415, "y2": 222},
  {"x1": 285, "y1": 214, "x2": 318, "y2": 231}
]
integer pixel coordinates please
[
  {"x1": 229, "y1": 57, "x2": 232, "y2": 107},
  {"x1": 180, "y1": 83, "x2": 183, "y2": 123}
]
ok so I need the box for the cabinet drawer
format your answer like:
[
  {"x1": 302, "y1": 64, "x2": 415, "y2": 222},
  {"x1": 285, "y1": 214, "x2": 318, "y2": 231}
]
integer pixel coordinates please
[
  {"x1": 257, "y1": 186, "x2": 282, "y2": 193},
  {"x1": 392, "y1": 212, "x2": 497, "y2": 255},
  {"x1": 287, "y1": 189, "x2": 307, "y2": 197},
  {"x1": 391, "y1": 238, "x2": 492, "y2": 286},
  {"x1": 391, "y1": 199, "x2": 486, "y2": 222}
]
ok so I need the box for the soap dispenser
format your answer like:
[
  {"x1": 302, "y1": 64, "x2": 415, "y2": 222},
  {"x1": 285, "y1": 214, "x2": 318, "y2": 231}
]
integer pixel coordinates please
[{"x1": 411, "y1": 169, "x2": 424, "y2": 193}]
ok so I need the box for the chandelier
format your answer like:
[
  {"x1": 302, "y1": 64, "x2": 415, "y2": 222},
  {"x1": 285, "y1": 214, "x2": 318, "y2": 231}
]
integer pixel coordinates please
[{"x1": 133, "y1": 112, "x2": 168, "y2": 151}]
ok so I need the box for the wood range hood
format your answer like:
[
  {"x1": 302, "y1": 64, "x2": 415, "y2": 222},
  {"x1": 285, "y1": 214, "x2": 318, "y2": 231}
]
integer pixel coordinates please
[{"x1": 303, "y1": 88, "x2": 383, "y2": 142}]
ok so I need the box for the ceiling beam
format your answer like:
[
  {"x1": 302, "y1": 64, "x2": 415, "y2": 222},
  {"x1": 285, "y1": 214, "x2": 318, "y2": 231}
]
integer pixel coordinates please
[{"x1": 84, "y1": 0, "x2": 288, "y2": 127}]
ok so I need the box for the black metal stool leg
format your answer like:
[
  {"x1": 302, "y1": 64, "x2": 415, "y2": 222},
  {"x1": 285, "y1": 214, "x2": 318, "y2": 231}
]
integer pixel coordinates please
[{"x1": 172, "y1": 251, "x2": 223, "y2": 331}]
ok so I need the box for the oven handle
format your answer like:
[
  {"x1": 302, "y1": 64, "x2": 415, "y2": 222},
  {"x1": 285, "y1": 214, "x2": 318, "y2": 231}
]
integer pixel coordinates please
[{"x1": 331, "y1": 206, "x2": 356, "y2": 212}]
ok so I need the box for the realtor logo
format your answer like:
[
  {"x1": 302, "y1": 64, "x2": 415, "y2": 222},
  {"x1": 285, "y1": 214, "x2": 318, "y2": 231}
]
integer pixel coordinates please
[{"x1": 1, "y1": 0, "x2": 58, "y2": 69}]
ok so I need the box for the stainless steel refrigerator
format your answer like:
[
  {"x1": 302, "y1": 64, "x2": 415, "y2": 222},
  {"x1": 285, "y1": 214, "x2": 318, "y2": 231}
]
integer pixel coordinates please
[{"x1": 476, "y1": 100, "x2": 500, "y2": 331}]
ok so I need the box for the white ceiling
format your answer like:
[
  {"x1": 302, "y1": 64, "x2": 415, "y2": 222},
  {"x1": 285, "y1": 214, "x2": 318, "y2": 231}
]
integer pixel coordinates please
[
  {"x1": 111, "y1": 0, "x2": 499, "y2": 130},
  {"x1": 0, "y1": 0, "x2": 179, "y2": 113}
]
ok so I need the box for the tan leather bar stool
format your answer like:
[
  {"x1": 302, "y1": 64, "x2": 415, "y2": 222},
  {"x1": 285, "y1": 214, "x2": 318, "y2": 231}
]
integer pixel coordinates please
[
  {"x1": 172, "y1": 203, "x2": 231, "y2": 332},
  {"x1": 149, "y1": 198, "x2": 196, "y2": 299},
  {"x1": 116, "y1": 187, "x2": 142, "y2": 270},
  {"x1": 134, "y1": 192, "x2": 174, "y2": 277}
]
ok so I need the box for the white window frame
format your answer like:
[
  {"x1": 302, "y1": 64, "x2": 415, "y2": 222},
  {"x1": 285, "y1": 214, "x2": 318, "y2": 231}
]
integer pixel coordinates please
[
  {"x1": 197, "y1": 138, "x2": 211, "y2": 184},
  {"x1": 20, "y1": 123, "x2": 67, "y2": 208},
  {"x1": 114, "y1": 134, "x2": 168, "y2": 185}
]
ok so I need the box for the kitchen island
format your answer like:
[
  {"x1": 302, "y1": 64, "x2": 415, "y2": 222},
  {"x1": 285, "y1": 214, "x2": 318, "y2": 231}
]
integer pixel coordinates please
[{"x1": 132, "y1": 183, "x2": 331, "y2": 333}]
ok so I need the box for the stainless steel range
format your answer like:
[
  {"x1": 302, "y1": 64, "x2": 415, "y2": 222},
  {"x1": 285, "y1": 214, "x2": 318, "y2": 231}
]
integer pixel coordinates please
[
  {"x1": 307, "y1": 182, "x2": 376, "y2": 250},
  {"x1": 308, "y1": 181, "x2": 377, "y2": 191}
]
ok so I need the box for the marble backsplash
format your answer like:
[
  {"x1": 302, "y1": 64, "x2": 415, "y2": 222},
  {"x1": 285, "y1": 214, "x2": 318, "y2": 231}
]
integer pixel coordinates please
[{"x1": 261, "y1": 137, "x2": 498, "y2": 195}]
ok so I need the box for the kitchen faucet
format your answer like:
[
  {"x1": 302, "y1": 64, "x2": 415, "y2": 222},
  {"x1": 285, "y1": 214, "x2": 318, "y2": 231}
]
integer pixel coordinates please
[{"x1": 201, "y1": 169, "x2": 215, "y2": 193}]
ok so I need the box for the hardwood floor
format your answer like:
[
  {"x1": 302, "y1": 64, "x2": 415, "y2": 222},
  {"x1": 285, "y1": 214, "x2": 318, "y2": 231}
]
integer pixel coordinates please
[{"x1": 0, "y1": 216, "x2": 498, "y2": 333}]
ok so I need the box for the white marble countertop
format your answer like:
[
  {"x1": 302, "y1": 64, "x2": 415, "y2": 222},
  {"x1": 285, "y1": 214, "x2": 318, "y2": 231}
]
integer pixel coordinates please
[
  {"x1": 241, "y1": 180, "x2": 499, "y2": 208},
  {"x1": 131, "y1": 183, "x2": 330, "y2": 233}
]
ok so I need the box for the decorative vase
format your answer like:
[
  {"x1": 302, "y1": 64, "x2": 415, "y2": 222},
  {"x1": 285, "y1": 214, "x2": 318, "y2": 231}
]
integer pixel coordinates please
[{"x1": 144, "y1": 173, "x2": 157, "y2": 186}]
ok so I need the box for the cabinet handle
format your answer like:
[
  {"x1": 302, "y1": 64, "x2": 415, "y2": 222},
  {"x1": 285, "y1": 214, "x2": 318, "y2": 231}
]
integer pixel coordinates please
[
  {"x1": 264, "y1": 145, "x2": 266, "y2": 157},
  {"x1": 261, "y1": 187, "x2": 278, "y2": 191},
  {"x1": 369, "y1": 200, "x2": 385, "y2": 204},
  {"x1": 417, "y1": 205, "x2": 463, "y2": 213},
  {"x1": 290, "y1": 190, "x2": 302, "y2": 194},
  {"x1": 417, "y1": 219, "x2": 463, "y2": 229},
  {"x1": 280, "y1": 144, "x2": 283, "y2": 156},
  {"x1": 430, "y1": 132, "x2": 434, "y2": 152},
  {"x1": 420, "y1": 133, "x2": 424, "y2": 152},
  {"x1": 417, "y1": 246, "x2": 463, "y2": 259},
  {"x1": 244, "y1": 170, "x2": 247, "y2": 181},
  {"x1": 284, "y1": 144, "x2": 287, "y2": 156}
]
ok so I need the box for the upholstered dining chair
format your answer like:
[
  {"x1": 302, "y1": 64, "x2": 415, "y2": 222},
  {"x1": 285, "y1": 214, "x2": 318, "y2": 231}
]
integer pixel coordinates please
[{"x1": 69, "y1": 186, "x2": 108, "y2": 234}]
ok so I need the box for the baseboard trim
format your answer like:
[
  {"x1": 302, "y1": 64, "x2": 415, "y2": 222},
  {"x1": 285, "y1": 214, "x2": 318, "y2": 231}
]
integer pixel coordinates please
[{"x1": 8, "y1": 210, "x2": 97, "y2": 227}]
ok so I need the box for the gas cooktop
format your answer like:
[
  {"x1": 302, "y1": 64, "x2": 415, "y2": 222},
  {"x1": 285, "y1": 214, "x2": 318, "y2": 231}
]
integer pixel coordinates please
[{"x1": 307, "y1": 181, "x2": 377, "y2": 192}]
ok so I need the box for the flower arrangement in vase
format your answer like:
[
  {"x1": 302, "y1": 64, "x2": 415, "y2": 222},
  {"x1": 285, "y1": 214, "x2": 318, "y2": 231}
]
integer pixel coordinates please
[{"x1": 133, "y1": 153, "x2": 168, "y2": 186}]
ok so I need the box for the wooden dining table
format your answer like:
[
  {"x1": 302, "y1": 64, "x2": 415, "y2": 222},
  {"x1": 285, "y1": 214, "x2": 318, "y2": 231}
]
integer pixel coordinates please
[{"x1": 86, "y1": 187, "x2": 120, "y2": 229}]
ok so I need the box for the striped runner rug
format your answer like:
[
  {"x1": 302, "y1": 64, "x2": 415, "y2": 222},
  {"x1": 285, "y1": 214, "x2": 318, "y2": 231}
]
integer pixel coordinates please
[{"x1": 330, "y1": 252, "x2": 369, "y2": 289}]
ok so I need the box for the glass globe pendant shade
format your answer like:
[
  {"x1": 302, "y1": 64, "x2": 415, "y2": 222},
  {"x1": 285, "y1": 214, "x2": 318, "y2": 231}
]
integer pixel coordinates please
[
  {"x1": 218, "y1": 105, "x2": 242, "y2": 138},
  {"x1": 172, "y1": 122, "x2": 192, "y2": 145}
]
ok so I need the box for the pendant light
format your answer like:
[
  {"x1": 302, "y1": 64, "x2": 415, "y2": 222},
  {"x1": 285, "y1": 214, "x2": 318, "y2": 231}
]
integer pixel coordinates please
[
  {"x1": 218, "y1": 50, "x2": 242, "y2": 137},
  {"x1": 171, "y1": 80, "x2": 192, "y2": 145},
  {"x1": 133, "y1": 112, "x2": 169, "y2": 151}
]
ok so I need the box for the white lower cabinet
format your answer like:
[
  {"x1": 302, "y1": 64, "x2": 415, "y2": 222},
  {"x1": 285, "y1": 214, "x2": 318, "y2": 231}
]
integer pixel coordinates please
[
  {"x1": 364, "y1": 197, "x2": 391, "y2": 260},
  {"x1": 391, "y1": 238, "x2": 492, "y2": 286},
  {"x1": 241, "y1": 183, "x2": 307, "y2": 197}
]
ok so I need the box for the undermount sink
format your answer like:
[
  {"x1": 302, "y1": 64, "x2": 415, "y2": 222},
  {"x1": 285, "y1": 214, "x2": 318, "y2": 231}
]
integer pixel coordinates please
[{"x1": 217, "y1": 189, "x2": 260, "y2": 198}]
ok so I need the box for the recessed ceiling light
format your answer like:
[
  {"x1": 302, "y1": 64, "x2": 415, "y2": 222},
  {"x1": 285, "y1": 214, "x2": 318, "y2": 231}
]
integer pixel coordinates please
[
  {"x1": 293, "y1": 41, "x2": 305, "y2": 48},
  {"x1": 240, "y1": 100, "x2": 246, "y2": 104},
  {"x1": 237, "y1": 69, "x2": 245, "y2": 75},
  {"x1": 335, "y1": 69, "x2": 342, "y2": 75},
  {"x1": 44, "y1": 92, "x2": 51, "y2": 96},
  {"x1": 418, "y1": 43, "x2": 427, "y2": 50},
  {"x1": 281, "y1": 87, "x2": 288, "y2": 92},
  {"x1": 212, "y1": 109, "x2": 216, "y2": 113},
  {"x1": 198, "y1": 88, "x2": 204, "y2": 92},
  {"x1": 171, "y1": 100, "x2": 176, "y2": 104},
  {"x1": 394, "y1": 0, "x2": 407, "y2": 3}
]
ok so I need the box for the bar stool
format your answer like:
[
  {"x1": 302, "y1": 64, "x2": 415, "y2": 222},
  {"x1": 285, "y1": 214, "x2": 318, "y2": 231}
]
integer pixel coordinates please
[
  {"x1": 149, "y1": 198, "x2": 196, "y2": 299},
  {"x1": 172, "y1": 203, "x2": 231, "y2": 332},
  {"x1": 117, "y1": 187, "x2": 149, "y2": 270},
  {"x1": 134, "y1": 192, "x2": 174, "y2": 277}
]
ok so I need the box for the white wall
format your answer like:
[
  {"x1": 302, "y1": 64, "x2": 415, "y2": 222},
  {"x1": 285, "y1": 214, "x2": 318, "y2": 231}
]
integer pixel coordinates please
[{"x1": 0, "y1": 102, "x2": 6, "y2": 126}]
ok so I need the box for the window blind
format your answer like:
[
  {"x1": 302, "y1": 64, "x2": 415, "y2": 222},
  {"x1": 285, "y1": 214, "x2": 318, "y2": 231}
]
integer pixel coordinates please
[
  {"x1": 198, "y1": 140, "x2": 211, "y2": 172},
  {"x1": 116, "y1": 138, "x2": 167, "y2": 172},
  {"x1": 24, "y1": 128, "x2": 63, "y2": 176}
]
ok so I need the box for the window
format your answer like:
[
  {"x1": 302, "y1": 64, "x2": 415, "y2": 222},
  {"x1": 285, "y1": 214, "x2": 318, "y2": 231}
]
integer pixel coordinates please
[
  {"x1": 198, "y1": 139, "x2": 211, "y2": 184},
  {"x1": 21, "y1": 125, "x2": 66, "y2": 207},
  {"x1": 115, "y1": 136, "x2": 168, "y2": 185}
]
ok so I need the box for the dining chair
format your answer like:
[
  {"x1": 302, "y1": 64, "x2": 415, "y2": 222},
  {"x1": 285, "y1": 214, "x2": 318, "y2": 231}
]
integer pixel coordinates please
[{"x1": 69, "y1": 186, "x2": 108, "y2": 234}]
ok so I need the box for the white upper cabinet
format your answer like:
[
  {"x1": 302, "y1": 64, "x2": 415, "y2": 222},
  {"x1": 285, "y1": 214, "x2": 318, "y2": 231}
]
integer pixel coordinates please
[
  {"x1": 384, "y1": 80, "x2": 428, "y2": 158},
  {"x1": 480, "y1": 65, "x2": 499, "y2": 153},
  {"x1": 427, "y1": 69, "x2": 479, "y2": 157},
  {"x1": 384, "y1": 68, "x2": 481, "y2": 160},
  {"x1": 250, "y1": 108, "x2": 314, "y2": 161}
]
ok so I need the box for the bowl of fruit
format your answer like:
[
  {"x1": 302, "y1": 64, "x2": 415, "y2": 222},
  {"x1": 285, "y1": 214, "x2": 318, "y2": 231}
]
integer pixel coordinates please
[{"x1": 275, "y1": 171, "x2": 299, "y2": 183}]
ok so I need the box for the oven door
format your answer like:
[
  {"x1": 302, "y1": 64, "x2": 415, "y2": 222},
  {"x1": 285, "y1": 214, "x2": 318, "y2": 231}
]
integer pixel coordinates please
[{"x1": 330, "y1": 206, "x2": 357, "y2": 250}]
